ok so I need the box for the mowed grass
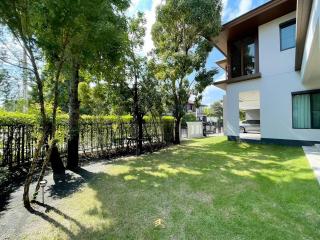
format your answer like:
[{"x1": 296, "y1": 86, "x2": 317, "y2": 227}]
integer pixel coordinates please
[{"x1": 22, "y1": 137, "x2": 320, "y2": 240}]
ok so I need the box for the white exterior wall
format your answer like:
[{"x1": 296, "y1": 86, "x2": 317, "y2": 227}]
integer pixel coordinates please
[
  {"x1": 186, "y1": 122, "x2": 203, "y2": 138},
  {"x1": 223, "y1": 95, "x2": 227, "y2": 136},
  {"x1": 224, "y1": 11, "x2": 320, "y2": 142},
  {"x1": 259, "y1": 11, "x2": 320, "y2": 141},
  {"x1": 225, "y1": 79, "x2": 261, "y2": 137}
]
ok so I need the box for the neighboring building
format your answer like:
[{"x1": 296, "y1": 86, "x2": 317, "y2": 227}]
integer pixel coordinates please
[
  {"x1": 186, "y1": 96, "x2": 207, "y2": 120},
  {"x1": 213, "y1": 0, "x2": 320, "y2": 145}
]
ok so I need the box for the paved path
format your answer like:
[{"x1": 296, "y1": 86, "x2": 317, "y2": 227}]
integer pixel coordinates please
[
  {"x1": 303, "y1": 145, "x2": 320, "y2": 185},
  {"x1": 0, "y1": 161, "x2": 110, "y2": 240}
]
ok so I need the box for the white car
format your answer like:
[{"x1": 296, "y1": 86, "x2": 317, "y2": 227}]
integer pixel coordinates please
[{"x1": 240, "y1": 120, "x2": 260, "y2": 133}]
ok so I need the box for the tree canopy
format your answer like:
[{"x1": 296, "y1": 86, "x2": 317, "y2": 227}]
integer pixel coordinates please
[{"x1": 152, "y1": 0, "x2": 222, "y2": 143}]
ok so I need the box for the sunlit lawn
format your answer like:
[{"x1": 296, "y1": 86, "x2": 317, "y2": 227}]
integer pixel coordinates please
[{"x1": 22, "y1": 137, "x2": 320, "y2": 239}]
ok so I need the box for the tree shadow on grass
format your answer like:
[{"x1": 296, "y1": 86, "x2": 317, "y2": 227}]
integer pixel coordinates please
[
  {"x1": 21, "y1": 138, "x2": 320, "y2": 239},
  {"x1": 47, "y1": 168, "x2": 95, "y2": 199},
  {"x1": 28, "y1": 201, "x2": 86, "y2": 239},
  {"x1": 25, "y1": 168, "x2": 96, "y2": 239},
  {"x1": 66, "y1": 139, "x2": 320, "y2": 239}
]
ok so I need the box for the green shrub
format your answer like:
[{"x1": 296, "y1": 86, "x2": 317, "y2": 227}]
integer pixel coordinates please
[
  {"x1": 181, "y1": 113, "x2": 196, "y2": 128},
  {"x1": 0, "y1": 110, "x2": 175, "y2": 127},
  {"x1": 161, "y1": 116, "x2": 175, "y2": 143},
  {"x1": 0, "y1": 110, "x2": 36, "y2": 125}
]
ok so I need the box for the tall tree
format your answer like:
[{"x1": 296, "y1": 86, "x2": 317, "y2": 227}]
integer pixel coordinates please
[
  {"x1": 211, "y1": 101, "x2": 223, "y2": 120},
  {"x1": 152, "y1": 0, "x2": 221, "y2": 143},
  {"x1": 60, "y1": 0, "x2": 129, "y2": 169},
  {"x1": 124, "y1": 13, "x2": 163, "y2": 154},
  {"x1": 0, "y1": 69, "x2": 13, "y2": 104},
  {"x1": 0, "y1": 0, "x2": 64, "y2": 209}
]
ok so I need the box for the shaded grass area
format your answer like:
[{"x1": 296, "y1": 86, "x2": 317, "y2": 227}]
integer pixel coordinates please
[{"x1": 21, "y1": 137, "x2": 320, "y2": 239}]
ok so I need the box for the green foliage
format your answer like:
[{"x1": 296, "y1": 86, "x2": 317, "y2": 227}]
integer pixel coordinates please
[
  {"x1": 203, "y1": 107, "x2": 213, "y2": 117},
  {"x1": 0, "y1": 110, "x2": 174, "y2": 125},
  {"x1": 0, "y1": 69, "x2": 13, "y2": 103},
  {"x1": 211, "y1": 101, "x2": 223, "y2": 119},
  {"x1": 160, "y1": 116, "x2": 175, "y2": 122},
  {"x1": 240, "y1": 110, "x2": 246, "y2": 121},
  {"x1": 0, "y1": 110, "x2": 36, "y2": 125},
  {"x1": 120, "y1": 13, "x2": 164, "y2": 119},
  {"x1": 152, "y1": 0, "x2": 222, "y2": 124},
  {"x1": 162, "y1": 117, "x2": 175, "y2": 143},
  {"x1": 181, "y1": 113, "x2": 197, "y2": 128}
]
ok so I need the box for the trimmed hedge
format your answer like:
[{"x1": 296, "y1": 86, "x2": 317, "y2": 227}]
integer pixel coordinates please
[
  {"x1": 0, "y1": 111, "x2": 36, "y2": 125},
  {"x1": 0, "y1": 110, "x2": 175, "y2": 125}
]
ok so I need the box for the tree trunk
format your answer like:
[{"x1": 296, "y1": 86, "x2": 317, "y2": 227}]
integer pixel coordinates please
[
  {"x1": 50, "y1": 59, "x2": 65, "y2": 173},
  {"x1": 32, "y1": 59, "x2": 65, "y2": 200},
  {"x1": 22, "y1": 42, "x2": 48, "y2": 210},
  {"x1": 132, "y1": 72, "x2": 144, "y2": 155},
  {"x1": 67, "y1": 63, "x2": 80, "y2": 169},
  {"x1": 23, "y1": 133, "x2": 46, "y2": 210},
  {"x1": 174, "y1": 117, "x2": 181, "y2": 144},
  {"x1": 137, "y1": 114, "x2": 143, "y2": 154}
]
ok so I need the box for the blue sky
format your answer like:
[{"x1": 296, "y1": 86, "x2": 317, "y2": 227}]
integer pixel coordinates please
[{"x1": 128, "y1": 0, "x2": 269, "y2": 105}]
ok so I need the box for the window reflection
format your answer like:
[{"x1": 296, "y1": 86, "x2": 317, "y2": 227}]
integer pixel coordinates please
[
  {"x1": 231, "y1": 41, "x2": 242, "y2": 78},
  {"x1": 230, "y1": 37, "x2": 256, "y2": 78},
  {"x1": 244, "y1": 42, "x2": 255, "y2": 75},
  {"x1": 280, "y1": 20, "x2": 296, "y2": 50}
]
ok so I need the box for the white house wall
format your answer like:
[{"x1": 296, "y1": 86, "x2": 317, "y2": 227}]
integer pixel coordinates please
[
  {"x1": 259, "y1": 11, "x2": 320, "y2": 142},
  {"x1": 225, "y1": 79, "x2": 261, "y2": 137},
  {"x1": 224, "y1": 11, "x2": 320, "y2": 142}
]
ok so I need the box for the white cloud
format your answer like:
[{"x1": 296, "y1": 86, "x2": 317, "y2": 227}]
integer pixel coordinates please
[
  {"x1": 239, "y1": 0, "x2": 253, "y2": 15},
  {"x1": 223, "y1": 0, "x2": 253, "y2": 22},
  {"x1": 125, "y1": 0, "x2": 164, "y2": 55},
  {"x1": 222, "y1": 0, "x2": 231, "y2": 21},
  {"x1": 126, "y1": 0, "x2": 141, "y2": 16},
  {"x1": 202, "y1": 85, "x2": 225, "y2": 105},
  {"x1": 142, "y1": 0, "x2": 164, "y2": 55}
]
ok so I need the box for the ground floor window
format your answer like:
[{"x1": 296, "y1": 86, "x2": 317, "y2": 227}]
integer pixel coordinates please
[{"x1": 292, "y1": 90, "x2": 320, "y2": 129}]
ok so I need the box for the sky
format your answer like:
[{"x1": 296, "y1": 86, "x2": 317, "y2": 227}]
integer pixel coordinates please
[{"x1": 127, "y1": 0, "x2": 269, "y2": 105}]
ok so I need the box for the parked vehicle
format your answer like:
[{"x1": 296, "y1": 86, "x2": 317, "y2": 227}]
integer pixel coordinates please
[{"x1": 239, "y1": 120, "x2": 260, "y2": 133}]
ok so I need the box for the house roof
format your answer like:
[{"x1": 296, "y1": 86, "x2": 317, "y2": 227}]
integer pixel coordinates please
[{"x1": 212, "y1": 0, "x2": 297, "y2": 56}]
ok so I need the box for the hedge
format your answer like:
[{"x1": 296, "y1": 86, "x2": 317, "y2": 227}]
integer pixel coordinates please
[{"x1": 0, "y1": 110, "x2": 175, "y2": 125}]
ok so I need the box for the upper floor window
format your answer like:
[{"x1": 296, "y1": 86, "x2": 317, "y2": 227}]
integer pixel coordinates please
[
  {"x1": 230, "y1": 36, "x2": 256, "y2": 78},
  {"x1": 280, "y1": 19, "x2": 296, "y2": 51}
]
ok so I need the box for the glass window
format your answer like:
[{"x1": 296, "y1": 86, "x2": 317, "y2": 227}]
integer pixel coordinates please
[
  {"x1": 243, "y1": 41, "x2": 255, "y2": 75},
  {"x1": 292, "y1": 94, "x2": 311, "y2": 128},
  {"x1": 230, "y1": 37, "x2": 256, "y2": 78},
  {"x1": 231, "y1": 42, "x2": 242, "y2": 78},
  {"x1": 311, "y1": 93, "x2": 320, "y2": 129},
  {"x1": 280, "y1": 19, "x2": 296, "y2": 51},
  {"x1": 292, "y1": 92, "x2": 320, "y2": 129}
]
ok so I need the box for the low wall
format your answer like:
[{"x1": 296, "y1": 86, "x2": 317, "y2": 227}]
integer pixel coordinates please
[{"x1": 186, "y1": 122, "x2": 203, "y2": 139}]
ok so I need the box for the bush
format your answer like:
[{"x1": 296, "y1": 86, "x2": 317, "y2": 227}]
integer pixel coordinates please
[
  {"x1": 181, "y1": 113, "x2": 197, "y2": 128},
  {"x1": 162, "y1": 116, "x2": 175, "y2": 143},
  {"x1": 0, "y1": 110, "x2": 36, "y2": 125},
  {"x1": 0, "y1": 110, "x2": 175, "y2": 126}
]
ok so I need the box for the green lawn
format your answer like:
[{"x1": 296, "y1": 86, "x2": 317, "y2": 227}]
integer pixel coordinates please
[{"x1": 23, "y1": 137, "x2": 320, "y2": 240}]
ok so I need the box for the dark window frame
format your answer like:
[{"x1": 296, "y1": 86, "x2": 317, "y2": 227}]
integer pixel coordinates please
[
  {"x1": 279, "y1": 18, "x2": 296, "y2": 51},
  {"x1": 291, "y1": 89, "x2": 320, "y2": 129},
  {"x1": 228, "y1": 33, "x2": 259, "y2": 79}
]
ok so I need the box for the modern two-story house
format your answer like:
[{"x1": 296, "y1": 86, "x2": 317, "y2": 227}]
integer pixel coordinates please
[{"x1": 213, "y1": 0, "x2": 320, "y2": 145}]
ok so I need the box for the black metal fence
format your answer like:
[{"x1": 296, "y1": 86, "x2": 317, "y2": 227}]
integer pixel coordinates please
[{"x1": 0, "y1": 120, "x2": 175, "y2": 170}]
